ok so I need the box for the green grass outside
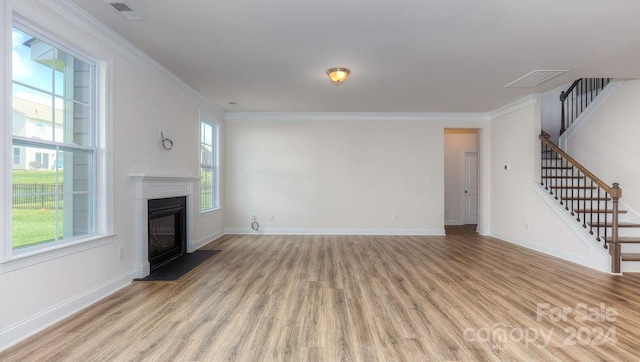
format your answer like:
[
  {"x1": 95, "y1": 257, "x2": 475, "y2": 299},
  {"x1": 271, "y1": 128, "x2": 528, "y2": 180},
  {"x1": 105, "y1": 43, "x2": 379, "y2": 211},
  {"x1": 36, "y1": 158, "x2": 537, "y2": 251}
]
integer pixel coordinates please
[
  {"x1": 12, "y1": 170, "x2": 58, "y2": 184},
  {"x1": 12, "y1": 170, "x2": 61, "y2": 249},
  {"x1": 12, "y1": 209, "x2": 62, "y2": 249}
]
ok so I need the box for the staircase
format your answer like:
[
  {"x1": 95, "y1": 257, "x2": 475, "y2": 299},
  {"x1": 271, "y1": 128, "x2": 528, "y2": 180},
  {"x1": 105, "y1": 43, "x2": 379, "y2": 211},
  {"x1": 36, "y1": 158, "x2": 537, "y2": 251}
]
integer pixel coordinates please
[
  {"x1": 540, "y1": 78, "x2": 640, "y2": 274},
  {"x1": 539, "y1": 132, "x2": 640, "y2": 273}
]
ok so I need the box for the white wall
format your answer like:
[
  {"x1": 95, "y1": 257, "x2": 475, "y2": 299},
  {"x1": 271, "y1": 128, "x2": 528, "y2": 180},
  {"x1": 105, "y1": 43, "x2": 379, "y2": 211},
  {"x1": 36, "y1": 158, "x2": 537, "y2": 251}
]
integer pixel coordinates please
[
  {"x1": 0, "y1": 0, "x2": 224, "y2": 349},
  {"x1": 488, "y1": 98, "x2": 608, "y2": 270},
  {"x1": 565, "y1": 79, "x2": 640, "y2": 216},
  {"x1": 540, "y1": 83, "x2": 569, "y2": 143},
  {"x1": 444, "y1": 129, "x2": 478, "y2": 225},
  {"x1": 225, "y1": 118, "x2": 471, "y2": 234}
]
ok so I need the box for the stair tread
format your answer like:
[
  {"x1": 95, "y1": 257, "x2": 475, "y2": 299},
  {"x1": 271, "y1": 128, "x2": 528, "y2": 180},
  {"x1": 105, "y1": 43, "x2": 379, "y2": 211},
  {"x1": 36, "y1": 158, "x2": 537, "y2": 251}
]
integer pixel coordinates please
[
  {"x1": 604, "y1": 237, "x2": 640, "y2": 243},
  {"x1": 622, "y1": 253, "x2": 640, "y2": 262},
  {"x1": 550, "y1": 186, "x2": 597, "y2": 189},
  {"x1": 588, "y1": 222, "x2": 640, "y2": 228},
  {"x1": 573, "y1": 209, "x2": 628, "y2": 214}
]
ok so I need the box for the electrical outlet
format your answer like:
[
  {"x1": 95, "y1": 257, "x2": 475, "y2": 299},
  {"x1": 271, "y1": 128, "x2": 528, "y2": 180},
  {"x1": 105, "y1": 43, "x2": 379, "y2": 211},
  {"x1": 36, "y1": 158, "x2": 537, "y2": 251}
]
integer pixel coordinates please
[
  {"x1": 394, "y1": 215, "x2": 399, "y2": 222},
  {"x1": 270, "y1": 214, "x2": 275, "y2": 221},
  {"x1": 525, "y1": 222, "x2": 530, "y2": 231},
  {"x1": 117, "y1": 246, "x2": 124, "y2": 260}
]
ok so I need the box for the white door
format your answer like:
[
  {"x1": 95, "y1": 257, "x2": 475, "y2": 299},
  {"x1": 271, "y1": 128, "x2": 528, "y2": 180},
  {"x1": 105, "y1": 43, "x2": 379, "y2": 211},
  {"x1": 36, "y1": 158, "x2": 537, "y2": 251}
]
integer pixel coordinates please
[{"x1": 464, "y1": 152, "x2": 478, "y2": 224}]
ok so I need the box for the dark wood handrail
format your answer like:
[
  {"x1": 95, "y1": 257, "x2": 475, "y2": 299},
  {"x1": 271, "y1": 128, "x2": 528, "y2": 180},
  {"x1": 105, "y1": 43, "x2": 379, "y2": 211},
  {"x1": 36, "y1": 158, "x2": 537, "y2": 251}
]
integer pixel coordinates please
[
  {"x1": 540, "y1": 131, "x2": 621, "y2": 198},
  {"x1": 559, "y1": 79, "x2": 582, "y2": 102}
]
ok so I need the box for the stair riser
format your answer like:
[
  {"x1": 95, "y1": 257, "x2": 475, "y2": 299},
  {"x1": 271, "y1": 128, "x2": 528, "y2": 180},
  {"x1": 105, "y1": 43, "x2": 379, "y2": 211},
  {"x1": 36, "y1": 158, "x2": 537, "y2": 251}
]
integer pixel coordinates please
[
  {"x1": 620, "y1": 261, "x2": 640, "y2": 273},
  {"x1": 621, "y1": 244, "x2": 640, "y2": 253}
]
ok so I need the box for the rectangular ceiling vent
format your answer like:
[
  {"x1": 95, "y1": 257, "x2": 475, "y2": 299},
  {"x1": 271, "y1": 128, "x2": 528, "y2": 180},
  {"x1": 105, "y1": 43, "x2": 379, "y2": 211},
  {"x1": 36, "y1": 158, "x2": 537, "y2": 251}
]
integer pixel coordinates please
[
  {"x1": 105, "y1": 1, "x2": 144, "y2": 21},
  {"x1": 504, "y1": 70, "x2": 570, "y2": 88}
]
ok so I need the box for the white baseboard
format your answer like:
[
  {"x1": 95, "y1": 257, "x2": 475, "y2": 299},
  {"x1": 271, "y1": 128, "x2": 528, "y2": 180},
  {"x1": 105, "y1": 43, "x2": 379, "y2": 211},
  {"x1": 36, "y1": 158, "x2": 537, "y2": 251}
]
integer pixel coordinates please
[
  {"x1": 225, "y1": 227, "x2": 446, "y2": 236},
  {"x1": 489, "y1": 231, "x2": 610, "y2": 274},
  {"x1": 0, "y1": 271, "x2": 134, "y2": 352},
  {"x1": 191, "y1": 230, "x2": 226, "y2": 251}
]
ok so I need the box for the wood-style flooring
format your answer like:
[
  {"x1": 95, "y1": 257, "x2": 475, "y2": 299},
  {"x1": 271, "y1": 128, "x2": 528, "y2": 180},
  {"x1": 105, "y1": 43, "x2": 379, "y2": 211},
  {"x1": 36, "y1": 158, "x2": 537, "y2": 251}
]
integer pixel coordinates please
[{"x1": 3, "y1": 225, "x2": 640, "y2": 361}]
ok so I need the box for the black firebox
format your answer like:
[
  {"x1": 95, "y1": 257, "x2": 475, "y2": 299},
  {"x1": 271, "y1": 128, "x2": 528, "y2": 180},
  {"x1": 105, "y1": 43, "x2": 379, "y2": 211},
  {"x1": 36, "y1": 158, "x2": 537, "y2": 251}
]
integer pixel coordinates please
[{"x1": 148, "y1": 197, "x2": 187, "y2": 270}]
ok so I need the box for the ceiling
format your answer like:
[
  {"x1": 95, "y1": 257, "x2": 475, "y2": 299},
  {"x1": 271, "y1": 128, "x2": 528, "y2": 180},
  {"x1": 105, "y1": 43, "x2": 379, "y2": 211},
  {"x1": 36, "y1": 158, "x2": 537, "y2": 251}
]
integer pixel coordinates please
[{"x1": 69, "y1": 0, "x2": 640, "y2": 113}]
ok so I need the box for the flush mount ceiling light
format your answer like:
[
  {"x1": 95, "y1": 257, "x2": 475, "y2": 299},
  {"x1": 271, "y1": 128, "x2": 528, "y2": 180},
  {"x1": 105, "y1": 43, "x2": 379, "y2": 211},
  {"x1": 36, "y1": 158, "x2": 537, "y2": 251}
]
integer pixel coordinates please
[{"x1": 326, "y1": 67, "x2": 350, "y2": 85}]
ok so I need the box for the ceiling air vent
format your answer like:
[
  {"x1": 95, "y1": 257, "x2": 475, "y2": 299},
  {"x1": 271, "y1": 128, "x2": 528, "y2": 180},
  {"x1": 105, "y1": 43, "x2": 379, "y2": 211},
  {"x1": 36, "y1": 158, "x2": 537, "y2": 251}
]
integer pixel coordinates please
[
  {"x1": 504, "y1": 70, "x2": 569, "y2": 88},
  {"x1": 105, "y1": 1, "x2": 144, "y2": 21}
]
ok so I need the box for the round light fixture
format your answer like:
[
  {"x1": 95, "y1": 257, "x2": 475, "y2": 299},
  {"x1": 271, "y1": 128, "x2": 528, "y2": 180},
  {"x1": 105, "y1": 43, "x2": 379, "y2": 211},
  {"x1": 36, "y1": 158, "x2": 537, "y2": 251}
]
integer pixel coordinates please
[{"x1": 326, "y1": 67, "x2": 350, "y2": 85}]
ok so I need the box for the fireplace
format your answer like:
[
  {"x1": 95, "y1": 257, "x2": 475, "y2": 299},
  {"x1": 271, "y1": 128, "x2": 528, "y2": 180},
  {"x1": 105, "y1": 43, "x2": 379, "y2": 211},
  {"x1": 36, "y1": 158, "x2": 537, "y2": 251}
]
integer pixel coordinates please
[
  {"x1": 148, "y1": 197, "x2": 186, "y2": 270},
  {"x1": 130, "y1": 174, "x2": 198, "y2": 278}
]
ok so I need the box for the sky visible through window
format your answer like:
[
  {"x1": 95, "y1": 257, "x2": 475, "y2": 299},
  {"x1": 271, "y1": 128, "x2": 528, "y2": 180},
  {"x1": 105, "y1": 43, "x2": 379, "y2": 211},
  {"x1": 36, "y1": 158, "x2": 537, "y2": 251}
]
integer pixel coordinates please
[{"x1": 12, "y1": 27, "x2": 64, "y2": 106}]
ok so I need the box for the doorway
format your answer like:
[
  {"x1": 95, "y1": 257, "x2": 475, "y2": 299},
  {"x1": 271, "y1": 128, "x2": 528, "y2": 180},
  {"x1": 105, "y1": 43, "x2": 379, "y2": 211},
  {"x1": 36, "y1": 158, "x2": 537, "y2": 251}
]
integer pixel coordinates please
[{"x1": 444, "y1": 129, "x2": 479, "y2": 226}]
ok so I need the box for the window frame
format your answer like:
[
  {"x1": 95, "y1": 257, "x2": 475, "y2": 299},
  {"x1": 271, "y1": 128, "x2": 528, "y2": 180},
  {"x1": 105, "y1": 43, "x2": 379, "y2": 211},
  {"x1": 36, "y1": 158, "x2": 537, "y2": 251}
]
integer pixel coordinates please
[
  {"x1": 1, "y1": 13, "x2": 113, "y2": 270},
  {"x1": 199, "y1": 117, "x2": 219, "y2": 213}
]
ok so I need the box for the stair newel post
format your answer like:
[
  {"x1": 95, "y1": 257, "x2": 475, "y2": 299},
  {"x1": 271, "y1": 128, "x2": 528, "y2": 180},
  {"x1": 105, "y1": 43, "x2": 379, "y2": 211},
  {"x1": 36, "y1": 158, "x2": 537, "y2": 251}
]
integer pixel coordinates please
[
  {"x1": 540, "y1": 138, "x2": 544, "y2": 187},
  {"x1": 541, "y1": 131, "x2": 550, "y2": 190},
  {"x1": 611, "y1": 183, "x2": 622, "y2": 274},
  {"x1": 559, "y1": 91, "x2": 567, "y2": 135}
]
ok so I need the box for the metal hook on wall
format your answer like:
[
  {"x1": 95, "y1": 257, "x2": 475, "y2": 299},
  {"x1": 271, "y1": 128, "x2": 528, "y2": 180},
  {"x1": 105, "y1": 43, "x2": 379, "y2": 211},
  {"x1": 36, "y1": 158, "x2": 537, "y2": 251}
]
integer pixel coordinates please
[{"x1": 160, "y1": 129, "x2": 174, "y2": 150}]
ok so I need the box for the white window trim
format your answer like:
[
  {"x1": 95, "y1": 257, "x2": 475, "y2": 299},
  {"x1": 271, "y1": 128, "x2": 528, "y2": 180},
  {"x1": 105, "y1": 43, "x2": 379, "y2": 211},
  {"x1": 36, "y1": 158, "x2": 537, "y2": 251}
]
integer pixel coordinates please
[
  {"x1": 0, "y1": 11, "x2": 113, "y2": 271},
  {"x1": 199, "y1": 114, "x2": 220, "y2": 214}
]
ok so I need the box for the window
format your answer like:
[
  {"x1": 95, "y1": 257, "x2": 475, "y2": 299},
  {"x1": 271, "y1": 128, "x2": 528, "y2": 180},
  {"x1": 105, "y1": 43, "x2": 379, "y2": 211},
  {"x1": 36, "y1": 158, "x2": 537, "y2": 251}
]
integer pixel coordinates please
[
  {"x1": 10, "y1": 25, "x2": 97, "y2": 251},
  {"x1": 200, "y1": 120, "x2": 218, "y2": 211},
  {"x1": 13, "y1": 147, "x2": 21, "y2": 165}
]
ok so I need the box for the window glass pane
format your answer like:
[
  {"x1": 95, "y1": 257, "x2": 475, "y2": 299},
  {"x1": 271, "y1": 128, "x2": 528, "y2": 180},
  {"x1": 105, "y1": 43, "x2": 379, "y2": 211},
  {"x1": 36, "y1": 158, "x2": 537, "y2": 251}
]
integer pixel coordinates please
[
  {"x1": 12, "y1": 143, "x2": 94, "y2": 249},
  {"x1": 13, "y1": 28, "x2": 93, "y2": 147},
  {"x1": 13, "y1": 147, "x2": 22, "y2": 165},
  {"x1": 12, "y1": 27, "x2": 55, "y2": 93},
  {"x1": 59, "y1": 193, "x2": 93, "y2": 240},
  {"x1": 200, "y1": 120, "x2": 217, "y2": 211},
  {"x1": 201, "y1": 144, "x2": 213, "y2": 165},
  {"x1": 13, "y1": 83, "x2": 57, "y2": 142},
  {"x1": 69, "y1": 57, "x2": 92, "y2": 104},
  {"x1": 201, "y1": 123, "x2": 212, "y2": 146},
  {"x1": 60, "y1": 98, "x2": 93, "y2": 147},
  {"x1": 57, "y1": 148, "x2": 92, "y2": 192},
  {"x1": 12, "y1": 144, "x2": 59, "y2": 249},
  {"x1": 201, "y1": 167, "x2": 213, "y2": 209},
  {"x1": 12, "y1": 207, "x2": 59, "y2": 249},
  {"x1": 54, "y1": 69, "x2": 64, "y2": 96}
]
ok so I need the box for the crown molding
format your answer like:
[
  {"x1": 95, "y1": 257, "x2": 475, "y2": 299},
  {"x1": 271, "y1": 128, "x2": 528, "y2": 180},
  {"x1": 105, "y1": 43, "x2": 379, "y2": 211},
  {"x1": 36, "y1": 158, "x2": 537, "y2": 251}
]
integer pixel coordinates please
[
  {"x1": 225, "y1": 112, "x2": 489, "y2": 123},
  {"x1": 22, "y1": 0, "x2": 224, "y2": 120},
  {"x1": 488, "y1": 93, "x2": 540, "y2": 120}
]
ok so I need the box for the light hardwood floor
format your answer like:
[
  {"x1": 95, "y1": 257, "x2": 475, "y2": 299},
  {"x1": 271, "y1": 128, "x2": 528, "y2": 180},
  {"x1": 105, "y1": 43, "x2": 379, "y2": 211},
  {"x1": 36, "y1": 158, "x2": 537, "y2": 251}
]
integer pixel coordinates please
[{"x1": 3, "y1": 225, "x2": 640, "y2": 361}]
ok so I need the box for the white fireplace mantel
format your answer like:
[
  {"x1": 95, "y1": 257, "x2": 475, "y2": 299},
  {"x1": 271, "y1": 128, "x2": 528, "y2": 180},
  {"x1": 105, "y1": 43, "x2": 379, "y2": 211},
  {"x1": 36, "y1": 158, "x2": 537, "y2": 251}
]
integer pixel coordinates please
[{"x1": 130, "y1": 173, "x2": 199, "y2": 278}]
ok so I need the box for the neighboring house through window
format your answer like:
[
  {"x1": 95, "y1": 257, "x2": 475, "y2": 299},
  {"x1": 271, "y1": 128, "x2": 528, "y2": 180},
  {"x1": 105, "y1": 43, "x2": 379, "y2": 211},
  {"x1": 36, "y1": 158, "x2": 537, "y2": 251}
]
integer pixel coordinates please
[{"x1": 200, "y1": 119, "x2": 218, "y2": 212}]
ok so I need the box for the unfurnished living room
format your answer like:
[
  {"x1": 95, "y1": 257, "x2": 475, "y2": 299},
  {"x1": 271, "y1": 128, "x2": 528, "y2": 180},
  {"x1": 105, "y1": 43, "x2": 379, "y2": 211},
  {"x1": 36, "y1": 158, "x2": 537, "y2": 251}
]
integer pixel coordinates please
[{"x1": 3, "y1": 0, "x2": 640, "y2": 361}]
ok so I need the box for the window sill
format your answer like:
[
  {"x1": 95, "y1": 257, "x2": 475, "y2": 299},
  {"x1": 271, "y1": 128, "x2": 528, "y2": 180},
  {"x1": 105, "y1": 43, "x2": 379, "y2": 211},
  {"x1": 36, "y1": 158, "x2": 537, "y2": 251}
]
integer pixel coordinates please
[
  {"x1": 200, "y1": 207, "x2": 222, "y2": 216},
  {"x1": 0, "y1": 233, "x2": 117, "y2": 274}
]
